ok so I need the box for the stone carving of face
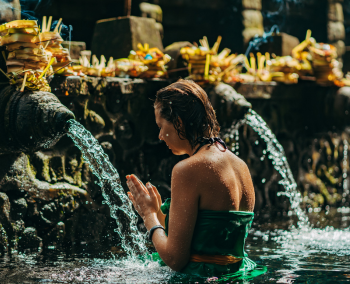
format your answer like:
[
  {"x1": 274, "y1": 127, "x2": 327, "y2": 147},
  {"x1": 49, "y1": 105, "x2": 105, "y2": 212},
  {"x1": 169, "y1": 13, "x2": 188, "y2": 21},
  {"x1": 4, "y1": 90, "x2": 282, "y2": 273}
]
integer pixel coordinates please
[{"x1": 0, "y1": 0, "x2": 21, "y2": 24}]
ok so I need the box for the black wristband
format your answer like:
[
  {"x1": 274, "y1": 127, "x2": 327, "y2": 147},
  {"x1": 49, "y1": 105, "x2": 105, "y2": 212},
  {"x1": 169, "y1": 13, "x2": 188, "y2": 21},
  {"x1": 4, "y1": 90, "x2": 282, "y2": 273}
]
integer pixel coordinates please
[{"x1": 148, "y1": 225, "x2": 165, "y2": 241}]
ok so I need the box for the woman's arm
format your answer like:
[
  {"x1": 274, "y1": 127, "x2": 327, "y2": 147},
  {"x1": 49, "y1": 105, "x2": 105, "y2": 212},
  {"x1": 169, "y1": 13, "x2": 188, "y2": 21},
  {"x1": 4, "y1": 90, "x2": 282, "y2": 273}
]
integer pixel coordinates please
[{"x1": 127, "y1": 161, "x2": 199, "y2": 271}]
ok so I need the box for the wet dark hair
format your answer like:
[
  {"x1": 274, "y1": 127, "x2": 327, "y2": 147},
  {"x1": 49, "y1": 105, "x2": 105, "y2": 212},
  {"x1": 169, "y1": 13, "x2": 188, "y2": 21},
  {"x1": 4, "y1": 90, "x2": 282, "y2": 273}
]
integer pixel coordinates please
[{"x1": 154, "y1": 79, "x2": 220, "y2": 148}]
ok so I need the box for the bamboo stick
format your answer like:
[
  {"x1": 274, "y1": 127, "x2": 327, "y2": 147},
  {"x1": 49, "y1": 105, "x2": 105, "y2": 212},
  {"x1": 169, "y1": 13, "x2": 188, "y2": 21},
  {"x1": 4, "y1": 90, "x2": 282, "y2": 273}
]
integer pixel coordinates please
[
  {"x1": 188, "y1": 62, "x2": 192, "y2": 74},
  {"x1": 54, "y1": 18, "x2": 62, "y2": 33},
  {"x1": 257, "y1": 52, "x2": 261, "y2": 69},
  {"x1": 204, "y1": 54, "x2": 210, "y2": 79},
  {"x1": 2, "y1": 51, "x2": 6, "y2": 61},
  {"x1": 58, "y1": 24, "x2": 62, "y2": 34},
  {"x1": 250, "y1": 53, "x2": 256, "y2": 72},
  {"x1": 144, "y1": 43, "x2": 149, "y2": 53},
  {"x1": 306, "y1": 29, "x2": 311, "y2": 41},
  {"x1": 20, "y1": 72, "x2": 28, "y2": 92},
  {"x1": 0, "y1": 68, "x2": 10, "y2": 79},
  {"x1": 38, "y1": 57, "x2": 55, "y2": 79},
  {"x1": 217, "y1": 62, "x2": 239, "y2": 79},
  {"x1": 137, "y1": 43, "x2": 144, "y2": 51},
  {"x1": 217, "y1": 48, "x2": 231, "y2": 60},
  {"x1": 212, "y1": 35, "x2": 222, "y2": 54},
  {"x1": 47, "y1": 16, "x2": 52, "y2": 32},
  {"x1": 258, "y1": 55, "x2": 265, "y2": 72},
  {"x1": 44, "y1": 40, "x2": 50, "y2": 49},
  {"x1": 244, "y1": 56, "x2": 251, "y2": 70},
  {"x1": 203, "y1": 36, "x2": 210, "y2": 50},
  {"x1": 51, "y1": 62, "x2": 72, "y2": 75},
  {"x1": 225, "y1": 54, "x2": 236, "y2": 63},
  {"x1": 42, "y1": 16, "x2": 47, "y2": 32}
]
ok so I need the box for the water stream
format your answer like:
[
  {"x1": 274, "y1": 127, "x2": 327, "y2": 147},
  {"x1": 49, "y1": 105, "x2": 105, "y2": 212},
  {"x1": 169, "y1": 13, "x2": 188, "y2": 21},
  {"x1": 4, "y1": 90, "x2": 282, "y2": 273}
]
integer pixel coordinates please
[
  {"x1": 67, "y1": 119, "x2": 147, "y2": 257},
  {"x1": 224, "y1": 110, "x2": 309, "y2": 227},
  {"x1": 342, "y1": 139, "x2": 349, "y2": 203}
]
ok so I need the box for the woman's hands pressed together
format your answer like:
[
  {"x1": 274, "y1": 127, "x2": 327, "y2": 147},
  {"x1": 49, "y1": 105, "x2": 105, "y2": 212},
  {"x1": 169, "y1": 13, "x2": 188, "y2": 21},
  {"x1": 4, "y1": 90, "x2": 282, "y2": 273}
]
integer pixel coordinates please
[{"x1": 126, "y1": 174, "x2": 163, "y2": 228}]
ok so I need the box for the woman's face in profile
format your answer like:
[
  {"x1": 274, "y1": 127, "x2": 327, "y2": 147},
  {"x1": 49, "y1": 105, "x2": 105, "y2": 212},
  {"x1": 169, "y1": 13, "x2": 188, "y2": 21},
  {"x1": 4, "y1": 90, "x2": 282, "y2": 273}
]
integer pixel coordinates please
[{"x1": 155, "y1": 106, "x2": 189, "y2": 155}]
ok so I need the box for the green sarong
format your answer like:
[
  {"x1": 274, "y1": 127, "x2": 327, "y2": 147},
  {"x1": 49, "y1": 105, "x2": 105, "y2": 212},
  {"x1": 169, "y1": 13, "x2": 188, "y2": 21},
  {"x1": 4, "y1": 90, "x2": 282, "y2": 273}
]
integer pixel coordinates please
[{"x1": 152, "y1": 198, "x2": 267, "y2": 280}]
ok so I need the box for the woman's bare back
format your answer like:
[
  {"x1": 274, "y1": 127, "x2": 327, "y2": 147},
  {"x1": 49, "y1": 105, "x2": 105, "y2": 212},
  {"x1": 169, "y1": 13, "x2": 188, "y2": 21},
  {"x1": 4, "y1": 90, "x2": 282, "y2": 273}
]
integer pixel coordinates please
[{"x1": 186, "y1": 144, "x2": 255, "y2": 212}]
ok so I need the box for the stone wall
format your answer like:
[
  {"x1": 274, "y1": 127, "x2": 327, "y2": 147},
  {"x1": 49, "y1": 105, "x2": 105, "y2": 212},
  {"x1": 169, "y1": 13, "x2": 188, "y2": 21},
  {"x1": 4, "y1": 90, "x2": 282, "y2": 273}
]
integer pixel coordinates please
[{"x1": 1, "y1": 76, "x2": 350, "y2": 255}]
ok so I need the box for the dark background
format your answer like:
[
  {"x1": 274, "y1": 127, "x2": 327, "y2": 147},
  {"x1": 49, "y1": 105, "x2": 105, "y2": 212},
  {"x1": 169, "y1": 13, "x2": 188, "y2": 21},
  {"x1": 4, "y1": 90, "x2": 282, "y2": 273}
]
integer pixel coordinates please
[{"x1": 18, "y1": 0, "x2": 350, "y2": 52}]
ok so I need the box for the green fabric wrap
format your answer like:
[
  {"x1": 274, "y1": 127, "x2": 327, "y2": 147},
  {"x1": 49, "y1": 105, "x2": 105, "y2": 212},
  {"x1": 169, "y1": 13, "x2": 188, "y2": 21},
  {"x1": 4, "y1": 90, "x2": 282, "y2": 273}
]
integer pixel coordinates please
[{"x1": 155, "y1": 198, "x2": 266, "y2": 279}]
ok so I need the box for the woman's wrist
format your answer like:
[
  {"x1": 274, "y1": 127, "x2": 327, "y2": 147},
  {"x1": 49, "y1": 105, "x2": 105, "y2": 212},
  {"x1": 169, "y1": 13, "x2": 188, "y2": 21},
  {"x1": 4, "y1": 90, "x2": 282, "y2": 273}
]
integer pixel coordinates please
[{"x1": 143, "y1": 212, "x2": 160, "y2": 231}]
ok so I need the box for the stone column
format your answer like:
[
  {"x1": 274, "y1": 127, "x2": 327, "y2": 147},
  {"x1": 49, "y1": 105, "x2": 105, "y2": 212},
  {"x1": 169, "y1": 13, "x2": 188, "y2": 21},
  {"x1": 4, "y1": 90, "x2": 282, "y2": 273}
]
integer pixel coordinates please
[
  {"x1": 242, "y1": 0, "x2": 264, "y2": 45},
  {"x1": 328, "y1": 0, "x2": 346, "y2": 57}
]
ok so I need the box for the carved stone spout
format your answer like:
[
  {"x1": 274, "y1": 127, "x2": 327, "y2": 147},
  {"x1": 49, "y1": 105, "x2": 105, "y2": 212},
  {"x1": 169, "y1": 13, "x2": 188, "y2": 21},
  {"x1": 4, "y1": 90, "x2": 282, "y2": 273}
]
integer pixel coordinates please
[{"x1": 0, "y1": 86, "x2": 75, "y2": 154}]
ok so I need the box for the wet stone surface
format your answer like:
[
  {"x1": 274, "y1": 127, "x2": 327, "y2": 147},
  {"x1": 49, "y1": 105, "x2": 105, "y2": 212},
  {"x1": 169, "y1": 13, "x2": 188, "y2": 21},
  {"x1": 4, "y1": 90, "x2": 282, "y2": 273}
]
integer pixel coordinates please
[{"x1": 0, "y1": 75, "x2": 349, "y2": 253}]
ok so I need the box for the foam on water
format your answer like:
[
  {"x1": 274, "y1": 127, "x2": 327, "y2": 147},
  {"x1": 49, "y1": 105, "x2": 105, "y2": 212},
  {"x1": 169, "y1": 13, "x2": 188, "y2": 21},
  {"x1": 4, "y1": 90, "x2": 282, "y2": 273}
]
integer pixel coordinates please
[
  {"x1": 67, "y1": 119, "x2": 147, "y2": 257},
  {"x1": 254, "y1": 226, "x2": 350, "y2": 256},
  {"x1": 49, "y1": 258, "x2": 174, "y2": 284}
]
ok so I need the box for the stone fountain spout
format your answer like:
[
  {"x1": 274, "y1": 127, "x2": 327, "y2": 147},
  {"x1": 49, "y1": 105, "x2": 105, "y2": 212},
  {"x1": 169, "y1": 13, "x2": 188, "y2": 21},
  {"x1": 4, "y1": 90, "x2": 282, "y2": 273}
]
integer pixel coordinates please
[{"x1": 0, "y1": 86, "x2": 75, "y2": 154}]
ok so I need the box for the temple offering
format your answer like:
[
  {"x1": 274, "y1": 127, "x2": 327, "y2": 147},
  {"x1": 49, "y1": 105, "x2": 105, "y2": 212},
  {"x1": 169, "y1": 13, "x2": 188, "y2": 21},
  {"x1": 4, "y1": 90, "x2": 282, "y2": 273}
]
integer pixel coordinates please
[
  {"x1": 114, "y1": 58, "x2": 148, "y2": 77},
  {"x1": 180, "y1": 36, "x2": 227, "y2": 82},
  {"x1": 180, "y1": 31, "x2": 346, "y2": 86},
  {"x1": 0, "y1": 20, "x2": 49, "y2": 73},
  {"x1": 0, "y1": 19, "x2": 52, "y2": 91},
  {"x1": 127, "y1": 43, "x2": 171, "y2": 78},
  {"x1": 41, "y1": 16, "x2": 72, "y2": 76},
  {"x1": 291, "y1": 30, "x2": 342, "y2": 84},
  {"x1": 79, "y1": 53, "x2": 113, "y2": 77}
]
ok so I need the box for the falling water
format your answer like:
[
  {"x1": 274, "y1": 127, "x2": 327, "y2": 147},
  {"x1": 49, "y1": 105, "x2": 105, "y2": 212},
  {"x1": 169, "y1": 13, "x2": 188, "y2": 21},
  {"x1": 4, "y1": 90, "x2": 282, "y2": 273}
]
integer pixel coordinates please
[
  {"x1": 342, "y1": 139, "x2": 349, "y2": 203},
  {"x1": 67, "y1": 119, "x2": 147, "y2": 257},
  {"x1": 225, "y1": 110, "x2": 309, "y2": 227}
]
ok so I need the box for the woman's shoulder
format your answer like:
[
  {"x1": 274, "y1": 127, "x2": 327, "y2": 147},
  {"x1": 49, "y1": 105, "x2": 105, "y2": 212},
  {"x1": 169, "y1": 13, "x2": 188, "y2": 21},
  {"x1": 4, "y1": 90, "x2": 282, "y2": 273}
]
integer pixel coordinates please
[{"x1": 172, "y1": 148, "x2": 224, "y2": 178}]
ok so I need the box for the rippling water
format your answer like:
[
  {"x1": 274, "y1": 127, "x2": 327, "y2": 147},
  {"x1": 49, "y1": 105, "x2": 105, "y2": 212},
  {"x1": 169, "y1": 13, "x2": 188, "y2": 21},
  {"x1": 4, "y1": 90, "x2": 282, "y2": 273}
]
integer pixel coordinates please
[
  {"x1": 1, "y1": 209, "x2": 349, "y2": 283},
  {"x1": 2, "y1": 116, "x2": 347, "y2": 283}
]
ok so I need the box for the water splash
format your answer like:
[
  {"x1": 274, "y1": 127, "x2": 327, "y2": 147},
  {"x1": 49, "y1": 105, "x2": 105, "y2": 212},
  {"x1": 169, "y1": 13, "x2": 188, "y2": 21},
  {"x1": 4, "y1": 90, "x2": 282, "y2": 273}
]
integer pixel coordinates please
[
  {"x1": 226, "y1": 110, "x2": 309, "y2": 227},
  {"x1": 342, "y1": 139, "x2": 349, "y2": 203},
  {"x1": 225, "y1": 128, "x2": 240, "y2": 155},
  {"x1": 66, "y1": 119, "x2": 147, "y2": 257}
]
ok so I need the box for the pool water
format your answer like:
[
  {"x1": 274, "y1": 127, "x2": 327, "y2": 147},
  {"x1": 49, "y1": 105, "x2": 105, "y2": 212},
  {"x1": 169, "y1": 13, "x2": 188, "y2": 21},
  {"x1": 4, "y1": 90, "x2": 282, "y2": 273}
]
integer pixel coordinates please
[{"x1": 1, "y1": 208, "x2": 349, "y2": 283}]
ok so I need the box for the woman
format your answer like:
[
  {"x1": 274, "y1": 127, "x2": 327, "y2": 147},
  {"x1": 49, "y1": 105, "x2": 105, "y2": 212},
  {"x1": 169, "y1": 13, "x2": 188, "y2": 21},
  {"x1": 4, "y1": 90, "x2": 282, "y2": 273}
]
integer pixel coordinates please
[{"x1": 126, "y1": 80, "x2": 261, "y2": 277}]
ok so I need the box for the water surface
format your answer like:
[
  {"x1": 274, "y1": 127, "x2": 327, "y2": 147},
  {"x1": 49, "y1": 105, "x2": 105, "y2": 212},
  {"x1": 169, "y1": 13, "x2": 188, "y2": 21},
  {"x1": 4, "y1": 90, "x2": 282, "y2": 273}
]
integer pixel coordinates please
[{"x1": 1, "y1": 208, "x2": 349, "y2": 283}]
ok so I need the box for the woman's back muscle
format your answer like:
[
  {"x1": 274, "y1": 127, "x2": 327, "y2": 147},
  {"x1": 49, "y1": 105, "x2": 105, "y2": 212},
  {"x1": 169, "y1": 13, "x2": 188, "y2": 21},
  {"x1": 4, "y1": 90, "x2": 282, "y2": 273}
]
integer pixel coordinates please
[{"x1": 186, "y1": 146, "x2": 255, "y2": 212}]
